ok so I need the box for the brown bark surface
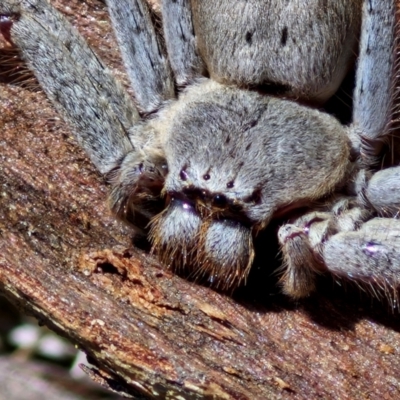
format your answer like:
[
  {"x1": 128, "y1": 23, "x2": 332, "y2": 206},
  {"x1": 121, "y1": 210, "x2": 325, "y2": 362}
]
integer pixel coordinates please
[{"x1": 1, "y1": 1, "x2": 400, "y2": 399}]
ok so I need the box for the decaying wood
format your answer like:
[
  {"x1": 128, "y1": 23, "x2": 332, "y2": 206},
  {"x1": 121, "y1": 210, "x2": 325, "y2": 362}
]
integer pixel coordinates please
[{"x1": 1, "y1": 1, "x2": 400, "y2": 398}]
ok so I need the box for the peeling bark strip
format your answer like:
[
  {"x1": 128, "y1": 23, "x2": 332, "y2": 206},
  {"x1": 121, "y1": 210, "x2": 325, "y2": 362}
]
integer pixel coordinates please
[{"x1": 1, "y1": 0, "x2": 400, "y2": 399}]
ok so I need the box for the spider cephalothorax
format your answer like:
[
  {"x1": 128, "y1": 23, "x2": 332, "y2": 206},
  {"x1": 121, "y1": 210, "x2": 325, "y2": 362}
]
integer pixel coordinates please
[
  {"x1": 1, "y1": 0, "x2": 400, "y2": 298},
  {"x1": 145, "y1": 81, "x2": 353, "y2": 287}
]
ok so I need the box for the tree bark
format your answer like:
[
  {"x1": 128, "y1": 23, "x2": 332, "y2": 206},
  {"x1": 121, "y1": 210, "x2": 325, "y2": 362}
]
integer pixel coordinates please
[{"x1": 1, "y1": 1, "x2": 400, "y2": 398}]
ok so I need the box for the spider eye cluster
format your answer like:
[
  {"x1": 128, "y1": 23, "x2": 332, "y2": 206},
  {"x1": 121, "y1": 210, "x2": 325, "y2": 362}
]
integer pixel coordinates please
[
  {"x1": 179, "y1": 186, "x2": 235, "y2": 213},
  {"x1": 164, "y1": 182, "x2": 258, "y2": 229}
]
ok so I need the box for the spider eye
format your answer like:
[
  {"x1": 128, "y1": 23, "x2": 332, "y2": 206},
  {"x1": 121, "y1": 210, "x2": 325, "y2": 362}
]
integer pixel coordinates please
[
  {"x1": 212, "y1": 194, "x2": 227, "y2": 208},
  {"x1": 180, "y1": 169, "x2": 188, "y2": 181}
]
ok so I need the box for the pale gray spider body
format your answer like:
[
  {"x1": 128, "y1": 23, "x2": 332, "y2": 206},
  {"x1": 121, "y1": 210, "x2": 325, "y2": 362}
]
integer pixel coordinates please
[{"x1": 1, "y1": 0, "x2": 400, "y2": 296}]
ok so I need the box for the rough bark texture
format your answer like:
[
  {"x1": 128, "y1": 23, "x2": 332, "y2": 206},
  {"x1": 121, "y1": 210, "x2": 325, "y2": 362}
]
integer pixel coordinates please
[{"x1": 1, "y1": 1, "x2": 400, "y2": 399}]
